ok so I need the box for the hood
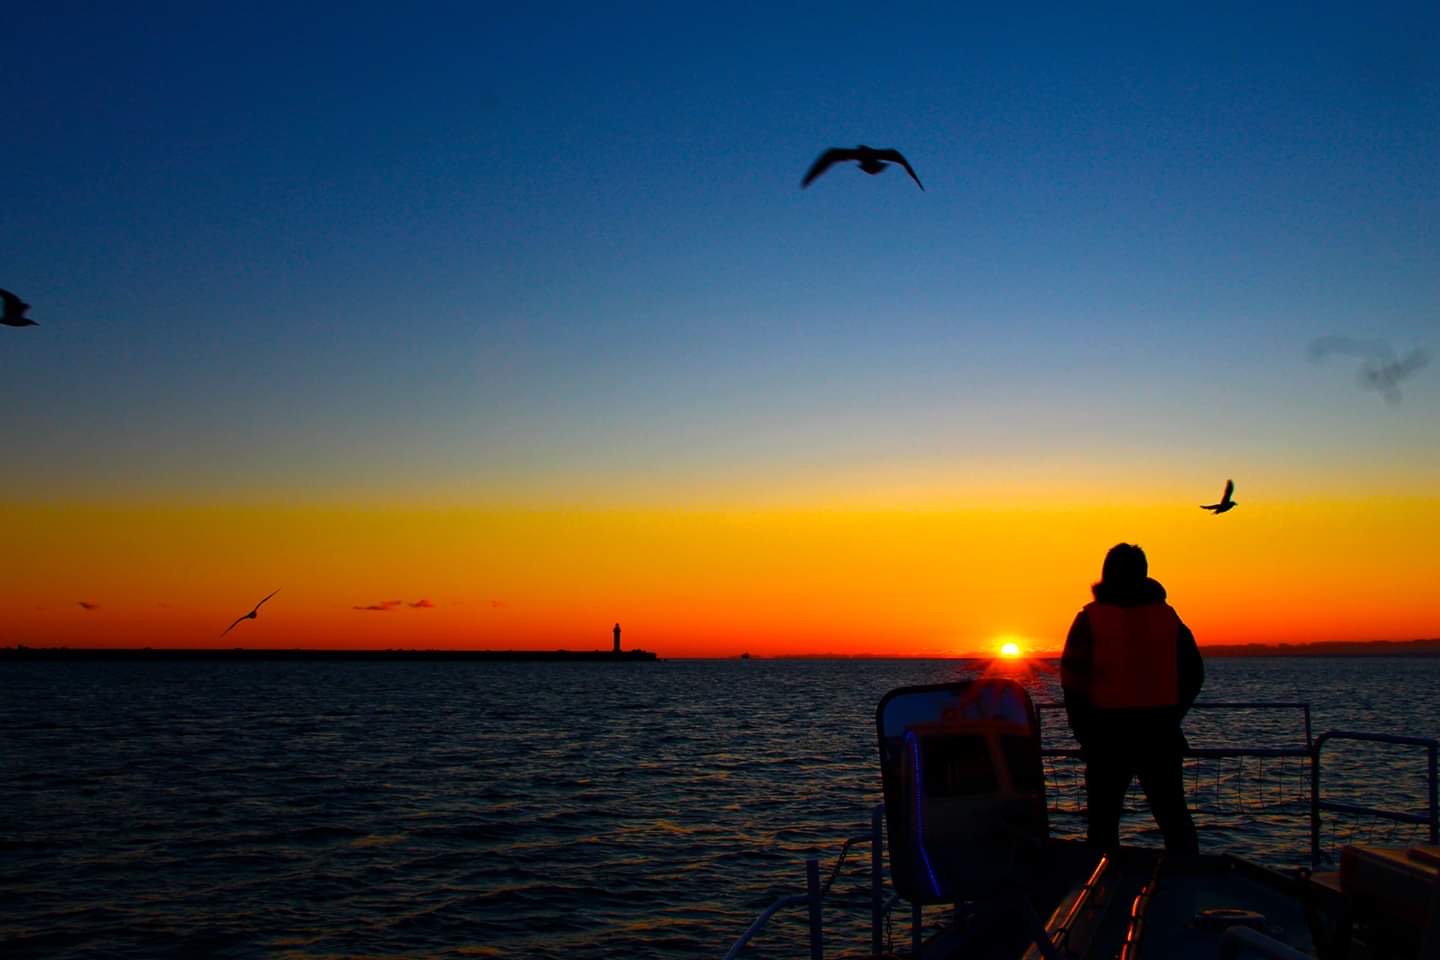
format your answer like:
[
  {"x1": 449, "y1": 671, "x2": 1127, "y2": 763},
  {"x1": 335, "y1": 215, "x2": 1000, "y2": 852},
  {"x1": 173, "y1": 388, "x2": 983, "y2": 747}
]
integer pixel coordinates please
[{"x1": 1091, "y1": 576, "x2": 1168, "y2": 607}]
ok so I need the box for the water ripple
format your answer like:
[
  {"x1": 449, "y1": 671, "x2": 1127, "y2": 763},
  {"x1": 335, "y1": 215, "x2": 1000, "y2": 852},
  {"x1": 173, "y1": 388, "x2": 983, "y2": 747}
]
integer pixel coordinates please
[{"x1": 1, "y1": 657, "x2": 1436, "y2": 958}]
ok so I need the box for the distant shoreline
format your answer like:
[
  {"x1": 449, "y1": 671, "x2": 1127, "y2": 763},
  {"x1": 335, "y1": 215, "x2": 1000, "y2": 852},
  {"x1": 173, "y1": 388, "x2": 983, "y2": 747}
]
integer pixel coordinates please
[
  {"x1": 0, "y1": 647, "x2": 659, "y2": 663},
  {"x1": 809, "y1": 639, "x2": 1440, "y2": 659},
  {"x1": 3, "y1": 640, "x2": 1437, "y2": 662},
  {"x1": 1193, "y1": 638, "x2": 1440, "y2": 658}
]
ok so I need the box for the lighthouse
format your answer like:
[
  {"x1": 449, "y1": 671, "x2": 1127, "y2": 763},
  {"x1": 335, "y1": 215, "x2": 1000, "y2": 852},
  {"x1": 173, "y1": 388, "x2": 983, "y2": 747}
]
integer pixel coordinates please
[{"x1": 612, "y1": 622, "x2": 621, "y2": 654}]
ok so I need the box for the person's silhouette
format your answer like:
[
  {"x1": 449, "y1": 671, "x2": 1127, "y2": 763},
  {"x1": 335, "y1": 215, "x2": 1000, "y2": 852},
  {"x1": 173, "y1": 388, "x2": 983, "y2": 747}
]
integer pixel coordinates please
[{"x1": 1061, "y1": 544, "x2": 1203, "y2": 854}]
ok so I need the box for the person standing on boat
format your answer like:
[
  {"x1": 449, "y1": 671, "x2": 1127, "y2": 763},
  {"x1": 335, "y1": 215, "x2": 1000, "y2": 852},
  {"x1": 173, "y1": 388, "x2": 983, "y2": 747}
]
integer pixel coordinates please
[{"x1": 1061, "y1": 543, "x2": 1204, "y2": 855}]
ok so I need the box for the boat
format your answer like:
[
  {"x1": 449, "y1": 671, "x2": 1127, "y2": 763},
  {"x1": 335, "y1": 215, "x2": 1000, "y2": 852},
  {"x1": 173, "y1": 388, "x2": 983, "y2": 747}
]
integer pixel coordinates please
[{"x1": 723, "y1": 678, "x2": 1440, "y2": 959}]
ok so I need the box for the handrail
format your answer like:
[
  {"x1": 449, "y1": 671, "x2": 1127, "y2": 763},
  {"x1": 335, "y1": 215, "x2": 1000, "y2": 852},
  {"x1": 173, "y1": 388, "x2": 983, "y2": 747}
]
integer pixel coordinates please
[
  {"x1": 1035, "y1": 700, "x2": 1311, "y2": 713},
  {"x1": 1021, "y1": 854, "x2": 1113, "y2": 960},
  {"x1": 721, "y1": 889, "x2": 813, "y2": 960},
  {"x1": 1309, "y1": 730, "x2": 1440, "y2": 865},
  {"x1": 1037, "y1": 701, "x2": 1313, "y2": 746},
  {"x1": 720, "y1": 807, "x2": 887, "y2": 960},
  {"x1": 1035, "y1": 701, "x2": 1313, "y2": 709},
  {"x1": 1043, "y1": 746, "x2": 1309, "y2": 759},
  {"x1": 725, "y1": 707, "x2": 1437, "y2": 958},
  {"x1": 1037, "y1": 702, "x2": 1316, "y2": 796},
  {"x1": 1035, "y1": 705, "x2": 1437, "y2": 868}
]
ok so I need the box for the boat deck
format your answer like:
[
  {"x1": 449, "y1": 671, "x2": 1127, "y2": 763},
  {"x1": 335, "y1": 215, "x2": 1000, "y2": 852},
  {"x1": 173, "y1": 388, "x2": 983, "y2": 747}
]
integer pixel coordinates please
[
  {"x1": 916, "y1": 842, "x2": 1373, "y2": 960},
  {"x1": 723, "y1": 695, "x2": 1439, "y2": 960}
]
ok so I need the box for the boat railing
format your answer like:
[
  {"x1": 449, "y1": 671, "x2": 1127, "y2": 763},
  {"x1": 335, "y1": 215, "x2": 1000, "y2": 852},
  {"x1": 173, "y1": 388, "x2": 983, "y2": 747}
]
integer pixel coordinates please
[
  {"x1": 720, "y1": 806, "x2": 887, "y2": 960},
  {"x1": 1036, "y1": 701, "x2": 1314, "y2": 760},
  {"x1": 1038, "y1": 702, "x2": 1316, "y2": 836},
  {"x1": 1038, "y1": 701, "x2": 1438, "y2": 866},
  {"x1": 1308, "y1": 729, "x2": 1440, "y2": 865},
  {"x1": 721, "y1": 702, "x2": 1439, "y2": 958}
]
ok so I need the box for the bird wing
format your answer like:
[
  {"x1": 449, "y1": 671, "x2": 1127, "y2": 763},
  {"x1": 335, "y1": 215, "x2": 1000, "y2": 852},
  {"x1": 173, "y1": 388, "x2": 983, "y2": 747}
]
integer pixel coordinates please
[
  {"x1": 253, "y1": 587, "x2": 281, "y2": 612},
  {"x1": 873, "y1": 149, "x2": 924, "y2": 190},
  {"x1": 801, "y1": 148, "x2": 857, "y2": 188},
  {"x1": 1396, "y1": 349, "x2": 1430, "y2": 377},
  {"x1": 1360, "y1": 351, "x2": 1427, "y2": 403},
  {"x1": 219, "y1": 614, "x2": 248, "y2": 638},
  {"x1": 0, "y1": 289, "x2": 24, "y2": 312},
  {"x1": 1307, "y1": 336, "x2": 1393, "y2": 363},
  {"x1": 1221, "y1": 479, "x2": 1234, "y2": 503}
]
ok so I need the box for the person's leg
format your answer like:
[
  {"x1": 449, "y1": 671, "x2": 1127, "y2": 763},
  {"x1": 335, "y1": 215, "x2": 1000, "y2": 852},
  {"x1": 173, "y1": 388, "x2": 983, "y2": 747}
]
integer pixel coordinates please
[
  {"x1": 1084, "y1": 747, "x2": 1131, "y2": 850},
  {"x1": 1136, "y1": 749, "x2": 1198, "y2": 855}
]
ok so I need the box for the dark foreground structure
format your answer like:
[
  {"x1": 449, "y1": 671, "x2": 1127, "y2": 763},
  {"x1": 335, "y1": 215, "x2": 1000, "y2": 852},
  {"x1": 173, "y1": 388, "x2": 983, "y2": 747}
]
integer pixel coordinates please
[
  {"x1": 724, "y1": 679, "x2": 1440, "y2": 960},
  {"x1": 0, "y1": 647, "x2": 658, "y2": 662}
]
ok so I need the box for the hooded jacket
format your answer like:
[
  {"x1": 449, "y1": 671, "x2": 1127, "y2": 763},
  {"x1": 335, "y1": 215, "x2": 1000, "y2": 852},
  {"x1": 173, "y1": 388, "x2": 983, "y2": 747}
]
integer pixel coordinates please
[{"x1": 1060, "y1": 576, "x2": 1203, "y2": 750}]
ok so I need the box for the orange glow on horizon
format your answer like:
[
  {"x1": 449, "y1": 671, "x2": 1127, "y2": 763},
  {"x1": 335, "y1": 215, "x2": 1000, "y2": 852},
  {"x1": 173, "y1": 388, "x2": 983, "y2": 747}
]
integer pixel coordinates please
[{"x1": 3, "y1": 495, "x2": 1438, "y2": 657}]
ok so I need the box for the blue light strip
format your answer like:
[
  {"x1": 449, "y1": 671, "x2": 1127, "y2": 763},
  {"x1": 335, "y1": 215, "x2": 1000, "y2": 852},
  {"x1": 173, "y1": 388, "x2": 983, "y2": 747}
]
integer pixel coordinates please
[{"x1": 905, "y1": 730, "x2": 943, "y2": 898}]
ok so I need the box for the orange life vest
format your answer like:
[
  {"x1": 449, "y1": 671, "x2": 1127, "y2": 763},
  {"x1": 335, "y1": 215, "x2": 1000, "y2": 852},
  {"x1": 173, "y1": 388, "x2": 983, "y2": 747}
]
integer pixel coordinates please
[{"x1": 1084, "y1": 601, "x2": 1181, "y2": 709}]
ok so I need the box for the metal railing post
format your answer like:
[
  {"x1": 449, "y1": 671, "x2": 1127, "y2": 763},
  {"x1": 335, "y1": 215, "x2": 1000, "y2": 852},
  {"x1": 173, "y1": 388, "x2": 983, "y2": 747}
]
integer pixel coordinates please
[
  {"x1": 1429, "y1": 741, "x2": 1438, "y2": 846},
  {"x1": 1308, "y1": 730, "x2": 1438, "y2": 866},
  {"x1": 806, "y1": 857, "x2": 823, "y2": 960},
  {"x1": 1310, "y1": 739, "x2": 1322, "y2": 867},
  {"x1": 871, "y1": 806, "x2": 884, "y2": 957}
]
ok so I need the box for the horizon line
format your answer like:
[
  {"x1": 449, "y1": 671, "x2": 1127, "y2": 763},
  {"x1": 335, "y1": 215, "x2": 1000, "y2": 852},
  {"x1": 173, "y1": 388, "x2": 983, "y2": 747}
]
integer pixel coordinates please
[{"x1": 5, "y1": 637, "x2": 1440, "y2": 660}]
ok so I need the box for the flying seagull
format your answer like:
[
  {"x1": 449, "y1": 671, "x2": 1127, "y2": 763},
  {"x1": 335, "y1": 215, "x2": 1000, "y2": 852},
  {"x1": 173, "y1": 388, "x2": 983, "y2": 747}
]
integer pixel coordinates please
[
  {"x1": 1359, "y1": 349, "x2": 1428, "y2": 405},
  {"x1": 801, "y1": 145, "x2": 924, "y2": 190},
  {"x1": 220, "y1": 588, "x2": 280, "y2": 638},
  {"x1": 1308, "y1": 335, "x2": 1429, "y2": 405},
  {"x1": 1200, "y1": 480, "x2": 1237, "y2": 515},
  {"x1": 1, "y1": 289, "x2": 37, "y2": 327}
]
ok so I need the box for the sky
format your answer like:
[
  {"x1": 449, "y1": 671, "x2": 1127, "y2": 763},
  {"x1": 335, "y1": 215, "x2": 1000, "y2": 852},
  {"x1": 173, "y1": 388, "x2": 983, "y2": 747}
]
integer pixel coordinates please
[{"x1": 2, "y1": 2, "x2": 1437, "y2": 656}]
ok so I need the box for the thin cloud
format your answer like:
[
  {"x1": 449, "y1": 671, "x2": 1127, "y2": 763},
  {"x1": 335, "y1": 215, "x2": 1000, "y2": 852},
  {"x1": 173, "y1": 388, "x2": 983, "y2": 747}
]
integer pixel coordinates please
[
  {"x1": 77, "y1": 601, "x2": 100, "y2": 611},
  {"x1": 408, "y1": 599, "x2": 435, "y2": 609},
  {"x1": 353, "y1": 600, "x2": 403, "y2": 612}
]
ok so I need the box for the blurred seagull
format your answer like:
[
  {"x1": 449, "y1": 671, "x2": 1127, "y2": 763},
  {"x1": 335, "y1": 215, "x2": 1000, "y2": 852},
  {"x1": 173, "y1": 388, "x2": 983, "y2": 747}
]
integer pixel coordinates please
[
  {"x1": 1307, "y1": 335, "x2": 1390, "y2": 364},
  {"x1": 801, "y1": 145, "x2": 924, "y2": 190},
  {"x1": 1360, "y1": 349, "x2": 1429, "y2": 405},
  {"x1": 220, "y1": 588, "x2": 280, "y2": 638},
  {"x1": 1, "y1": 289, "x2": 37, "y2": 327},
  {"x1": 1200, "y1": 480, "x2": 1237, "y2": 515},
  {"x1": 1308, "y1": 335, "x2": 1429, "y2": 404}
]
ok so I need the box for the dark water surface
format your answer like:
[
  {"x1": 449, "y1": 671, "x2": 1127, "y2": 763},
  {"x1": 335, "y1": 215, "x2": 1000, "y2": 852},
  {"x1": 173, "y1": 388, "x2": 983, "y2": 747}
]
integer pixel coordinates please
[{"x1": 3, "y1": 657, "x2": 1438, "y2": 959}]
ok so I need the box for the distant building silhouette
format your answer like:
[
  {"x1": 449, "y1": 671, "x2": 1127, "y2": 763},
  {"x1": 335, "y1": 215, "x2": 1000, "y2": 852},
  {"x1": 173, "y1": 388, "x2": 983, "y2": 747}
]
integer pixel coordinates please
[{"x1": 613, "y1": 622, "x2": 621, "y2": 653}]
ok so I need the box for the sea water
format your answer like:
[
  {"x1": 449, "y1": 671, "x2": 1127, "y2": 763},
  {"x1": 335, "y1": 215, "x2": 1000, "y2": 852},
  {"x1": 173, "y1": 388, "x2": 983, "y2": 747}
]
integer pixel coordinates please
[{"x1": 3, "y1": 657, "x2": 1438, "y2": 959}]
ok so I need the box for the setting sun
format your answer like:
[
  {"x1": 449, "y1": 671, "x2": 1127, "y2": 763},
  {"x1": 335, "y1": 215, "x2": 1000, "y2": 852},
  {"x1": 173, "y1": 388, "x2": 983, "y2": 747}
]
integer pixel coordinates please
[{"x1": 999, "y1": 640, "x2": 1022, "y2": 658}]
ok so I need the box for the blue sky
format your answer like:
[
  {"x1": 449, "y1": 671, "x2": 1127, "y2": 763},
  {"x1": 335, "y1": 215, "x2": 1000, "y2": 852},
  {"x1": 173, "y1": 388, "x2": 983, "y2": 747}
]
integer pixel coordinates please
[{"x1": 3, "y1": 1, "x2": 1436, "y2": 504}]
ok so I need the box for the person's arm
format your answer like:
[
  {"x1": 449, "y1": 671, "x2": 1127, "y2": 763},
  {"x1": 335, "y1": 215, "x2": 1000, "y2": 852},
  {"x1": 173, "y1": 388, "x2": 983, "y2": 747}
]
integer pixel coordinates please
[
  {"x1": 1177, "y1": 619, "x2": 1203, "y2": 714},
  {"x1": 1061, "y1": 611, "x2": 1095, "y2": 746}
]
